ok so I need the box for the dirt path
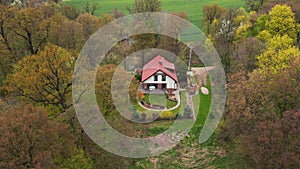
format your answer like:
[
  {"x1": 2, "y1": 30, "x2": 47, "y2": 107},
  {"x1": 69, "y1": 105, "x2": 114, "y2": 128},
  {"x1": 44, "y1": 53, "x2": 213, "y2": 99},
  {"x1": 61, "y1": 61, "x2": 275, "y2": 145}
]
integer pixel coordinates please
[
  {"x1": 186, "y1": 92, "x2": 196, "y2": 120},
  {"x1": 191, "y1": 67, "x2": 214, "y2": 87}
]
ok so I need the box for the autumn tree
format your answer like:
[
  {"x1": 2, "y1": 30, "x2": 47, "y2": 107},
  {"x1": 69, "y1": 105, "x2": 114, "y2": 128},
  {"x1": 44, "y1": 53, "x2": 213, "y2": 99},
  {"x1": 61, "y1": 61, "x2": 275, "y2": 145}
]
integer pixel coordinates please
[
  {"x1": 8, "y1": 7, "x2": 50, "y2": 55},
  {"x1": 0, "y1": 5, "x2": 16, "y2": 58},
  {"x1": 127, "y1": 0, "x2": 161, "y2": 14},
  {"x1": 0, "y1": 0, "x2": 13, "y2": 6},
  {"x1": 112, "y1": 8, "x2": 125, "y2": 19},
  {"x1": 95, "y1": 64, "x2": 139, "y2": 116},
  {"x1": 0, "y1": 6, "x2": 14, "y2": 93},
  {"x1": 49, "y1": 15, "x2": 85, "y2": 49},
  {"x1": 231, "y1": 37, "x2": 264, "y2": 74},
  {"x1": 76, "y1": 13, "x2": 100, "y2": 41},
  {"x1": 202, "y1": 4, "x2": 226, "y2": 35},
  {"x1": 98, "y1": 13, "x2": 115, "y2": 27},
  {"x1": 4, "y1": 44, "x2": 76, "y2": 112},
  {"x1": 221, "y1": 58, "x2": 300, "y2": 168},
  {"x1": 60, "y1": 4, "x2": 82, "y2": 20},
  {"x1": 203, "y1": 6, "x2": 248, "y2": 72},
  {"x1": 236, "y1": 109, "x2": 300, "y2": 168},
  {"x1": 0, "y1": 103, "x2": 74, "y2": 168}
]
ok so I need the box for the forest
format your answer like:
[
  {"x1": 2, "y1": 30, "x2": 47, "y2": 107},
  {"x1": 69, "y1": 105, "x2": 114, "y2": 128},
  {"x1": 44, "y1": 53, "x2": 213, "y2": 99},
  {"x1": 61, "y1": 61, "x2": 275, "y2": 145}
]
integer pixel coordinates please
[{"x1": 0, "y1": 0, "x2": 299, "y2": 168}]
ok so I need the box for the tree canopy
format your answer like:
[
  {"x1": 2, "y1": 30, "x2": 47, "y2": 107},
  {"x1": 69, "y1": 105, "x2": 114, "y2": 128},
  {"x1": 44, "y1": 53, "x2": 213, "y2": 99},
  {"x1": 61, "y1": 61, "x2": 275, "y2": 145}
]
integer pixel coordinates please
[{"x1": 5, "y1": 44, "x2": 76, "y2": 112}]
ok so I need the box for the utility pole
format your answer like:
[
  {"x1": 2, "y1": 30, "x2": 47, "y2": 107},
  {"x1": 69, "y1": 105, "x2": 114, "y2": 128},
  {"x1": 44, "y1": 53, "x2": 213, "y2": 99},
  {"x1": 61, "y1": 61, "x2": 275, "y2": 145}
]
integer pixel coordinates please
[{"x1": 188, "y1": 44, "x2": 193, "y2": 71}]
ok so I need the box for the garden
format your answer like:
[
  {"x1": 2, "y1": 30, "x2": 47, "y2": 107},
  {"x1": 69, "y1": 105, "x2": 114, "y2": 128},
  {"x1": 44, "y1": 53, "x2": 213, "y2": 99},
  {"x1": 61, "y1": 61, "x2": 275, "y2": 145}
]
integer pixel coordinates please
[{"x1": 132, "y1": 91, "x2": 194, "y2": 121}]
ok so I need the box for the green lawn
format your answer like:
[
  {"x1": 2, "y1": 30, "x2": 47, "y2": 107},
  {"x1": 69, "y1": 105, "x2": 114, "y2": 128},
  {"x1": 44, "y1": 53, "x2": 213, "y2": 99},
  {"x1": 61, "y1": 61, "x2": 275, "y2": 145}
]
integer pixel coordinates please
[
  {"x1": 194, "y1": 76, "x2": 211, "y2": 127},
  {"x1": 64, "y1": 0, "x2": 245, "y2": 27},
  {"x1": 144, "y1": 93, "x2": 167, "y2": 107}
]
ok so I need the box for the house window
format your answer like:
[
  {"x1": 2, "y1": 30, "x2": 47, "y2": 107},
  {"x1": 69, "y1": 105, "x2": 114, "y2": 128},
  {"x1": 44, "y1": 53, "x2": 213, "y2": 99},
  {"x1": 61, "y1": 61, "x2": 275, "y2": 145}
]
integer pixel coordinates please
[
  {"x1": 154, "y1": 75, "x2": 158, "y2": 81},
  {"x1": 162, "y1": 75, "x2": 166, "y2": 81}
]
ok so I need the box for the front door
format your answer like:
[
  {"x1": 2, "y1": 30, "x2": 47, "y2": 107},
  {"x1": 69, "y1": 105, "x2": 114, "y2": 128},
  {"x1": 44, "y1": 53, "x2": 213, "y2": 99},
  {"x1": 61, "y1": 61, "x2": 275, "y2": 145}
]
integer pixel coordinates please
[
  {"x1": 158, "y1": 83, "x2": 162, "y2": 90},
  {"x1": 162, "y1": 84, "x2": 166, "y2": 89}
]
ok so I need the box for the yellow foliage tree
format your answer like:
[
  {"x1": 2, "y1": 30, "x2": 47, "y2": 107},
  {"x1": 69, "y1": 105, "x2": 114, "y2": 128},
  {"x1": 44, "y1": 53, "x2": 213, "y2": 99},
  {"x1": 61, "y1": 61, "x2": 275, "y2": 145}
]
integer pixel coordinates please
[
  {"x1": 5, "y1": 44, "x2": 77, "y2": 112},
  {"x1": 257, "y1": 35, "x2": 300, "y2": 73},
  {"x1": 266, "y1": 5, "x2": 298, "y2": 41}
]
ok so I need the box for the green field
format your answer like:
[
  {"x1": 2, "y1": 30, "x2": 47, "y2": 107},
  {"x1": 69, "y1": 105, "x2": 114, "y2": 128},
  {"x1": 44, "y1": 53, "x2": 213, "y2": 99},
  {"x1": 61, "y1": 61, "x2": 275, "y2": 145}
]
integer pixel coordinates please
[{"x1": 64, "y1": 0, "x2": 245, "y2": 27}]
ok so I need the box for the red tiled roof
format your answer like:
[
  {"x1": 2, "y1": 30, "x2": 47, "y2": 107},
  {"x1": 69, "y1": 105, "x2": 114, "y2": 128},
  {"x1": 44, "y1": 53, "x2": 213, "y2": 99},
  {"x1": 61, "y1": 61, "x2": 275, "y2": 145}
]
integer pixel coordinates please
[{"x1": 142, "y1": 55, "x2": 178, "y2": 82}]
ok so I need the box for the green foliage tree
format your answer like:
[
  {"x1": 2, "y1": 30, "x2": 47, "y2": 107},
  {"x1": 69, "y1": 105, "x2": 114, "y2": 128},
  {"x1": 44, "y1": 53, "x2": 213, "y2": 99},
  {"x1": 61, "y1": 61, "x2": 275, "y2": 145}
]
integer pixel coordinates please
[
  {"x1": 245, "y1": 0, "x2": 266, "y2": 11},
  {"x1": 84, "y1": 0, "x2": 99, "y2": 15},
  {"x1": 252, "y1": 13, "x2": 268, "y2": 36},
  {"x1": 57, "y1": 148, "x2": 94, "y2": 169}
]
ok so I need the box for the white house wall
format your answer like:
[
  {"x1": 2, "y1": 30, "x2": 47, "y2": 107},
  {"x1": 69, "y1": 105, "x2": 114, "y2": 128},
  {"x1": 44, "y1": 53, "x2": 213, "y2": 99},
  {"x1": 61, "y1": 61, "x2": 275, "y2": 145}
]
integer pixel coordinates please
[
  {"x1": 144, "y1": 76, "x2": 154, "y2": 83},
  {"x1": 144, "y1": 73, "x2": 176, "y2": 89},
  {"x1": 166, "y1": 76, "x2": 176, "y2": 89}
]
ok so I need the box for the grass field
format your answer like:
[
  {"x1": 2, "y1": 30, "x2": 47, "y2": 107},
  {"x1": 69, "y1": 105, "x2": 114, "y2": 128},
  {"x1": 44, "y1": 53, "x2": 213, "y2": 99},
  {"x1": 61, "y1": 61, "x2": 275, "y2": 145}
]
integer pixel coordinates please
[{"x1": 64, "y1": 0, "x2": 245, "y2": 27}]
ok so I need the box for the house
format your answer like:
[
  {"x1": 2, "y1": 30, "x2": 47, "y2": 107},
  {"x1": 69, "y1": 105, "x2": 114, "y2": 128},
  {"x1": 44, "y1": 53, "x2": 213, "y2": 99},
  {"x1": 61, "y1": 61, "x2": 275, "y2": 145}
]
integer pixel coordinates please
[{"x1": 141, "y1": 55, "x2": 178, "y2": 91}]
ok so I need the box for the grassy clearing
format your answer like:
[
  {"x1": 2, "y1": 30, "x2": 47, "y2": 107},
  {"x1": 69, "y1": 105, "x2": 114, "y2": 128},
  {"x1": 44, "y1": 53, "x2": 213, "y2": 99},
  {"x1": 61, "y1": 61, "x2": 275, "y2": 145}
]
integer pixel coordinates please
[{"x1": 64, "y1": 0, "x2": 245, "y2": 27}]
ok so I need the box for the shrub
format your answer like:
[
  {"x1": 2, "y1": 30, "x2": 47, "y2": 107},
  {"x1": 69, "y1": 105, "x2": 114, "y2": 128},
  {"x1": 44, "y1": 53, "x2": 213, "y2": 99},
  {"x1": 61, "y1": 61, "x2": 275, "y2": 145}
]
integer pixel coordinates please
[
  {"x1": 135, "y1": 74, "x2": 142, "y2": 81},
  {"x1": 160, "y1": 110, "x2": 175, "y2": 120},
  {"x1": 166, "y1": 99, "x2": 178, "y2": 108},
  {"x1": 141, "y1": 113, "x2": 147, "y2": 121},
  {"x1": 132, "y1": 111, "x2": 139, "y2": 121}
]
